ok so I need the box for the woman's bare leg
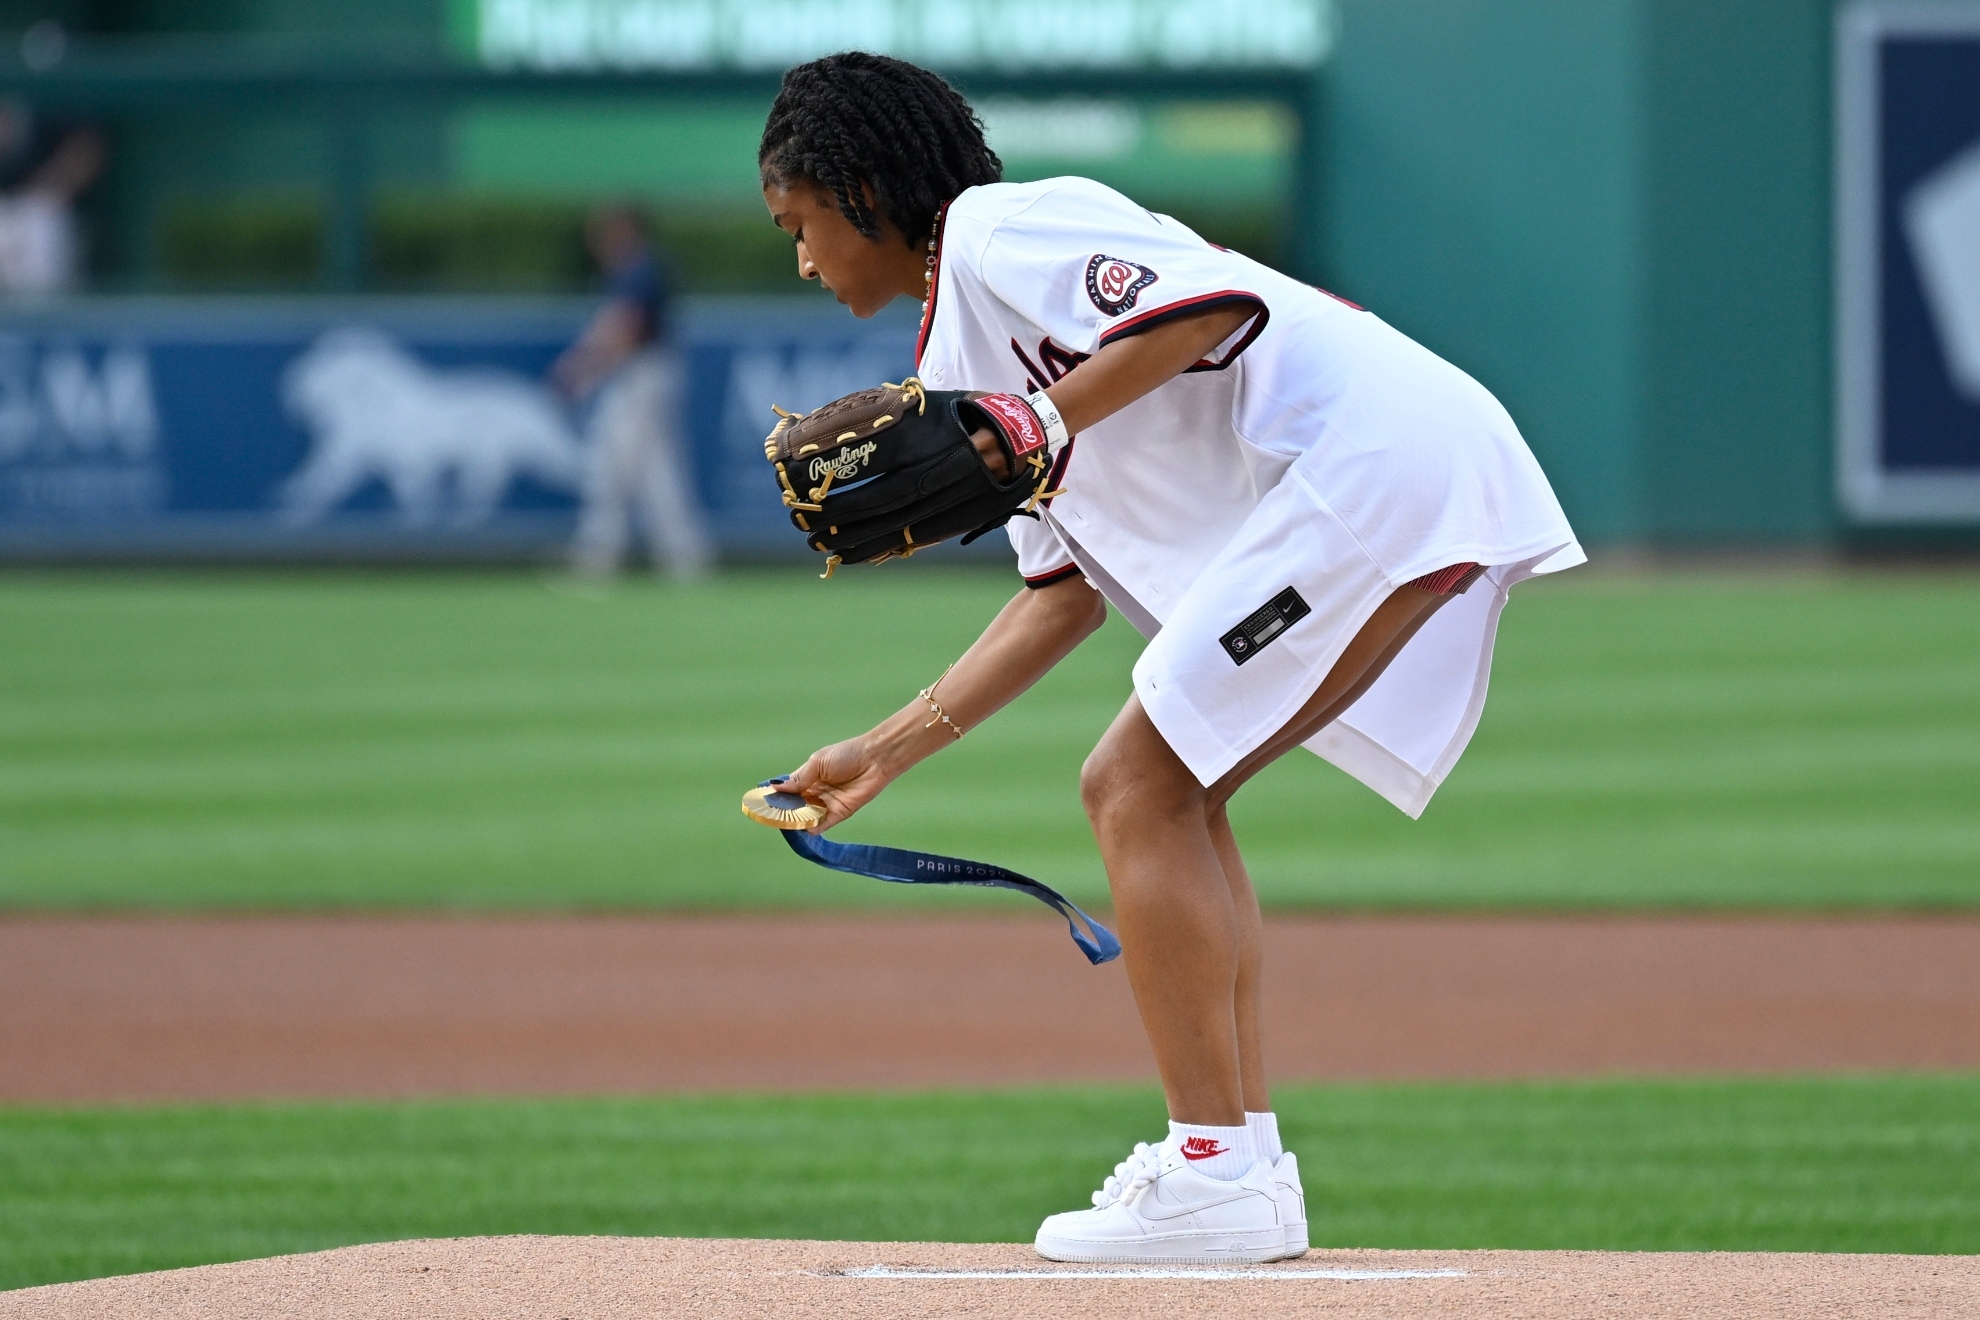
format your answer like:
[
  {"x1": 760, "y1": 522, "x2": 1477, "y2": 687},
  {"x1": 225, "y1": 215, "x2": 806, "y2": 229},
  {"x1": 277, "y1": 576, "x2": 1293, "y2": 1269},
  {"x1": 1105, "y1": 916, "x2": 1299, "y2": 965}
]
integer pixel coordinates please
[
  {"x1": 1207, "y1": 804, "x2": 1271, "y2": 1114},
  {"x1": 1081, "y1": 585, "x2": 1453, "y2": 1124},
  {"x1": 1082, "y1": 707, "x2": 1247, "y2": 1122}
]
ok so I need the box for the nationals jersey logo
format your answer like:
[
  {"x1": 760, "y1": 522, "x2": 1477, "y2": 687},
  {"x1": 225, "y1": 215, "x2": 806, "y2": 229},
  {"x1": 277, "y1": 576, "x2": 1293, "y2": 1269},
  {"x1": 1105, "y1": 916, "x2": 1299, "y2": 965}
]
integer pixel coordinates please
[{"x1": 1085, "y1": 254, "x2": 1158, "y2": 316}]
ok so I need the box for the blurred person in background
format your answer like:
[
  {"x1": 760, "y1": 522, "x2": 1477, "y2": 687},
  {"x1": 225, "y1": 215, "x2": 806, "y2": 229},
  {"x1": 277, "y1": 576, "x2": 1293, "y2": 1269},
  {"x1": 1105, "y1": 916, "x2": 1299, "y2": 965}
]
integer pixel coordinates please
[
  {"x1": 0, "y1": 99, "x2": 103, "y2": 297},
  {"x1": 554, "y1": 201, "x2": 712, "y2": 580}
]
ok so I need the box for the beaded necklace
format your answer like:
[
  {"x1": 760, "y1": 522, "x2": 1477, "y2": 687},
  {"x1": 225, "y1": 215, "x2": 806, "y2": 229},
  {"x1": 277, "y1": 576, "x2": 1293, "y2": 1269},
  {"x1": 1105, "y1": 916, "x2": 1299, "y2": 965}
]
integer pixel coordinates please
[{"x1": 917, "y1": 210, "x2": 943, "y2": 345}]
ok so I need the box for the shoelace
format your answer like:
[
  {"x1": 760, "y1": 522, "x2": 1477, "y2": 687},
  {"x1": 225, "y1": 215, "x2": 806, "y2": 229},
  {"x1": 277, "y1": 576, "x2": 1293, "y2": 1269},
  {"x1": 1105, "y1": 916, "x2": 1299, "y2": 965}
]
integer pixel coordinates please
[{"x1": 1090, "y1": 1141, "x2": 1165, "y2": 1209}]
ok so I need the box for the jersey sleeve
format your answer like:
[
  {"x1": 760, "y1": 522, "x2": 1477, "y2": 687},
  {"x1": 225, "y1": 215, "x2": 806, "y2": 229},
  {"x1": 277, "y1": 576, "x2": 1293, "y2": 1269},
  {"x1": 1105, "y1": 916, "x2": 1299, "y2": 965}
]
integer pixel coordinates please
[
  {"x1": 1006, "y1": 511, "x2": 1081, "y2": 588},
  {"x1": 972, "y1": 181, "x2": 1268, "y2": 369}
]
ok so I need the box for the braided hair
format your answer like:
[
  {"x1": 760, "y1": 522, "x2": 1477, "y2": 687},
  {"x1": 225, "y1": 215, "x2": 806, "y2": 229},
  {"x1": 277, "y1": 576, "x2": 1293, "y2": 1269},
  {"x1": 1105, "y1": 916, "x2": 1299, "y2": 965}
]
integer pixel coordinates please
[{"x1": 760, "y1": 52, "x2": 1002, "y2": 246}]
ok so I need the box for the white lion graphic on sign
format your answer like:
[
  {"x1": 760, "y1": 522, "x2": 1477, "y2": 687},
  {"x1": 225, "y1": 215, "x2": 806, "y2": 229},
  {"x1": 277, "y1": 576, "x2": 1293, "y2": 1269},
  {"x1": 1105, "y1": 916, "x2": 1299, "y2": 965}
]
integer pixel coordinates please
[{"x1": 279, "y1": 328, "x2": 582, "y2": 526}]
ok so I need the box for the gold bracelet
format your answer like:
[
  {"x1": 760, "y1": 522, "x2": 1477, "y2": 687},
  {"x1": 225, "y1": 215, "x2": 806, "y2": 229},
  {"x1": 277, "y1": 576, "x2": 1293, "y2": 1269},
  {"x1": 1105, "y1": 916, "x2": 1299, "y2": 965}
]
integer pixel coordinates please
[{"x1": 919, "y1": 664, "x2": 965, "y2": 740}]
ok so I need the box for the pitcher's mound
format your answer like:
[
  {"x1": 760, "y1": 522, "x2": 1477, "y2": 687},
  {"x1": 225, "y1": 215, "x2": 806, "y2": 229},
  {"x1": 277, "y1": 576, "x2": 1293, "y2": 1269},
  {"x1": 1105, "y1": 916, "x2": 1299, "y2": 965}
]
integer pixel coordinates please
[{"x1": 2, "y1": 1236, "x2": 1974, "y2": 1319}]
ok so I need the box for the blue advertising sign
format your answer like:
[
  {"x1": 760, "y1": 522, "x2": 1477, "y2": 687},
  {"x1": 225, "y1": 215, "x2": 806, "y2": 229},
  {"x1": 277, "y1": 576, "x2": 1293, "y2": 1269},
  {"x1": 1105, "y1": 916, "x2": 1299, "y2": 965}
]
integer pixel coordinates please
[
  {"x1": 1837, "y1": 2, "x2": 1980, "y2": 522},
  {"x1": 0, "y1": 295, "x2": 922, "y2": 560}
]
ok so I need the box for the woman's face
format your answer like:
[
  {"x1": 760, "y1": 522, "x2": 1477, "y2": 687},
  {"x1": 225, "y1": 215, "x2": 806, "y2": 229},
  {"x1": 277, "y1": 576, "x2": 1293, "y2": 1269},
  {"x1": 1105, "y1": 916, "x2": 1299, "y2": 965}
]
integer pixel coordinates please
[{"x1": 763, "y1": 179, "x2": 924, "y2": 318}]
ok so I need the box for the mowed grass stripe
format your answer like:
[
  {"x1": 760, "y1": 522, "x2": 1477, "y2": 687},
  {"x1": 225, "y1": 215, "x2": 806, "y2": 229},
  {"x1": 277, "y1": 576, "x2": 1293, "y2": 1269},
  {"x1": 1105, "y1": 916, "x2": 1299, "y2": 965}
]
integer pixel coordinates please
[
  {"x1": 1, "y1": 567, "x2": 1976, "y2": 910},
  {"x1": 2, "y1": 1075, "x2": 1976, "y2": 1291}
]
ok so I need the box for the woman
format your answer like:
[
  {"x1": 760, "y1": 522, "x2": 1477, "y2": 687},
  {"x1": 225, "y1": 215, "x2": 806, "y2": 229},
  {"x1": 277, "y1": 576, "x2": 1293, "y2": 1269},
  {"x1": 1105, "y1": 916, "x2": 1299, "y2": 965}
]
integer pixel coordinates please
[{"x1": 760, "y1": 53, "x2": 1582, "y2": 1264}]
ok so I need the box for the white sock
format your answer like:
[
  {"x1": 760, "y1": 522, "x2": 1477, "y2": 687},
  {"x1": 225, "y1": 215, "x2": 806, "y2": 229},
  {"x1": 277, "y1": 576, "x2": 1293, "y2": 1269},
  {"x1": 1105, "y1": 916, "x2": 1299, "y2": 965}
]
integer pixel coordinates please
[
  {"x1": 1167, "y1": 1120, "x2": 1255, "y2": 1182},
  {"x1": 1246, "y1": 1111, "x2": 1283, "y2": 1162}
]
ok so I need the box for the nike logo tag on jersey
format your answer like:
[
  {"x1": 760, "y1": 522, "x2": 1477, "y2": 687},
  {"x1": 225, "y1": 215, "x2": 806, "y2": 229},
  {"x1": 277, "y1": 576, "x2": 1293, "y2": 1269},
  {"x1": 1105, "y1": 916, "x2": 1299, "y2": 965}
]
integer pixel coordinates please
[
  {"x1": 1180, "y1": 1137, "x2": 1229, "y2": 1161},
  {"x1": 1220, "y1": 587, "x2": 1311, "y2": 666}
]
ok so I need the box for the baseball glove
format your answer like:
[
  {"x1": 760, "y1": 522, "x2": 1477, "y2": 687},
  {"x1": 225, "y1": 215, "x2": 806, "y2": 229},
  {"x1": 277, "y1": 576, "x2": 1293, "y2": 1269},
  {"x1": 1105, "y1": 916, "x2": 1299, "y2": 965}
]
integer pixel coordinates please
[{"x1": 764, "y1": 377, "x2": 1062, "y2": 576}]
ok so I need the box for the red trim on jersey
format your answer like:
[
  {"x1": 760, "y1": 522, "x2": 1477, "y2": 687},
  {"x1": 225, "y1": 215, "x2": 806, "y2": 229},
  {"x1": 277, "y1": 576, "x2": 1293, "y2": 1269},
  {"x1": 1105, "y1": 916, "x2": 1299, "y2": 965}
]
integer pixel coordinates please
[
  {"x1": 913, "y1": 201, "x2": 952, "y2": 369},
  {"x1": 1022, "y1": 563, "x2": 1083, "y2": 590},
  {"x1": 1095, "y1": 291, "x2": 1269, "y2": 371},
  {"x1": 1405, "y1": 562, "x2": 1485, "y2": 595}
]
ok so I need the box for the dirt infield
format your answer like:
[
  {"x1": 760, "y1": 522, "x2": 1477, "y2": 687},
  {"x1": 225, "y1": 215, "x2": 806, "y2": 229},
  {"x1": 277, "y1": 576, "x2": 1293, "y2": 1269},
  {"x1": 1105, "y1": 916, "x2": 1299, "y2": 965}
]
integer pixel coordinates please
[
  {"x1": 2, "y1": 1237, "x2": 1974, "y2": 1319},
  {"x1": 5, "y1": 913, "x2": 1978, "y2": 1101}
]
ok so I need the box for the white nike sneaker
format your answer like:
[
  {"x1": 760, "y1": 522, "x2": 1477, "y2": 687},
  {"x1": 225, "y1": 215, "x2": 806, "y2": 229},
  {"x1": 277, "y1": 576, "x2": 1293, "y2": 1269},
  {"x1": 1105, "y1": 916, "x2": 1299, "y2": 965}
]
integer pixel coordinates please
[
  {"x1": 1269, "y1": 1151, "x2": 1308, "y2": 1257},
  {"x1": 1034, "y1": 1138, "x2": 1299, "y2": 1264}
]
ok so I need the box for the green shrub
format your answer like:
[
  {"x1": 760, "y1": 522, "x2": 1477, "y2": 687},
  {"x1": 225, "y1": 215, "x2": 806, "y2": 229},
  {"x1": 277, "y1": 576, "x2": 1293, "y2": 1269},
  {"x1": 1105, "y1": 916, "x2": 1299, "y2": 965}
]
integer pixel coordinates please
[
  {"x1": 152, "y1": 192, "x2": 1286, "y2": 294},
  {"x1": 371, "y1": 194, "x2": 592, "y2": 291},
  {"x1": 157, "y1": 194, "x2": 322, "y2": 289}
]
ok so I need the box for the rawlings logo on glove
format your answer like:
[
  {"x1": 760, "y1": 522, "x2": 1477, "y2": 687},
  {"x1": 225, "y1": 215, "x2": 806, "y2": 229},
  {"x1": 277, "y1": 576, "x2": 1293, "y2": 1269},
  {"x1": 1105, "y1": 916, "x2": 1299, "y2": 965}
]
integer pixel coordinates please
[
  {"x1": 763, "y1": 377, "x2": 1065, "y2": 577},
  {"x1": 807, "y1": 441, "x2": 879, "y2": 484}
]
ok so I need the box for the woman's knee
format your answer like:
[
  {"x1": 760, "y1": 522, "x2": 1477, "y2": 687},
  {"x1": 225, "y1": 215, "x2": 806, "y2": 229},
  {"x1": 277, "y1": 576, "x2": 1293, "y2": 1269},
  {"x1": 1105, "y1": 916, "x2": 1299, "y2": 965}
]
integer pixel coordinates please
[
  {"x1": 1080, "y1": 729, "x2": 1206, "y2": 832},
  {"x1": 1076, "y1": 744, "x2": 1123, "y2": 824}
]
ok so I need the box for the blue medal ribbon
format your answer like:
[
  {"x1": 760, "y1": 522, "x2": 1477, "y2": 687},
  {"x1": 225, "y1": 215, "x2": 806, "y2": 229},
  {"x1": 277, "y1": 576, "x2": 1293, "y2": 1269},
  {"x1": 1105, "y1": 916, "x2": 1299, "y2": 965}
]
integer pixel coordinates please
[{"x1": 759, "y1": 780, "x2": 1121, "y2": 965}]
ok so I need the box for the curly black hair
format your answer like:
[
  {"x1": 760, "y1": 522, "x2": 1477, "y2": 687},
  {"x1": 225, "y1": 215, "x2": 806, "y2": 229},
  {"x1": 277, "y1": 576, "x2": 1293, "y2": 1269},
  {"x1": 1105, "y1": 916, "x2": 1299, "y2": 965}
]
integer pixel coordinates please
[{"x1": 759, "y1": 52, "x2": 1002, "y2": 247}]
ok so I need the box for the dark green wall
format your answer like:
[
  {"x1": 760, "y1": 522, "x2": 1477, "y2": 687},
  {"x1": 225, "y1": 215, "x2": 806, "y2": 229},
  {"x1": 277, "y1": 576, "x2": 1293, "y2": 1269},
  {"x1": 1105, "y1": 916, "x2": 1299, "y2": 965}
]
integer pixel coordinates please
[
  {"x1": 1321, "y1": 0, "x2": 1837, "y2": 545},
  {"x1": 48, "y1": 0, "x2": 452, "y2": 288},
  {"x1": 1319, "y1": 0, "x2": 1645, "y2": 542},
  {"x1": 81, "y1": 0, "x2": 443, "y2": 36},
  {"x1": 1642, "y1": 0, "x2": 1833, "y2": 541}
]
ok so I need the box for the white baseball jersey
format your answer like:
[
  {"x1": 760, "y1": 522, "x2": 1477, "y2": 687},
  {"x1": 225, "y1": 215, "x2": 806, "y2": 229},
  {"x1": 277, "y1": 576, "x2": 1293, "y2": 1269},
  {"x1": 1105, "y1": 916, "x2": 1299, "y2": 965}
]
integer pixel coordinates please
[{"x1": 915, "y1": 177, "x2": 1584, "y2": 814}]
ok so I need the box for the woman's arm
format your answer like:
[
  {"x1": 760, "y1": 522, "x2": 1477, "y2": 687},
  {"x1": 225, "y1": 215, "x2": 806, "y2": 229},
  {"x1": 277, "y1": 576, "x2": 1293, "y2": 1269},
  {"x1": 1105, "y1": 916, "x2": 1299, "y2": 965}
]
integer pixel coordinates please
[
  {"x1": 786, "y1": 306, "x2": 1247, "y2": 824},
  {"x1": 781, "y1": 572, "x2": 1107, "y2": 830},
  {"x1": 972, "y1": 303, "x2": 1255, "y2": 476},
  {"x1": 1047, "y1": 303, "x2": 1255, "y2": 433}
]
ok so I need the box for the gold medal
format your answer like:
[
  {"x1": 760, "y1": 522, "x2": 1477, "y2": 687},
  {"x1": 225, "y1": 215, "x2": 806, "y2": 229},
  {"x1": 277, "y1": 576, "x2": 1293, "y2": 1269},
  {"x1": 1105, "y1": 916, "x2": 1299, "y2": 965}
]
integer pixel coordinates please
[{"x1": 741, "y1": 784, "x2": 826, "y2": 830}]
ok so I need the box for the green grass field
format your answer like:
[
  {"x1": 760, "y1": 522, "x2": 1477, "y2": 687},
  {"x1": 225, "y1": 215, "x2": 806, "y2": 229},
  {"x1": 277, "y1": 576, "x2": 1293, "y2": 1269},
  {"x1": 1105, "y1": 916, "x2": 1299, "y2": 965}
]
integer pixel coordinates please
[
  {"x1": 2, "y1": 565, "x2": 1976, "y2": 910},
  {"x1": 4, "y1": 568, "x2": 1977, "y2": 1291},
  {"x1": 3, "y1": 1075, "x2": 1975, "y2": 1290}
]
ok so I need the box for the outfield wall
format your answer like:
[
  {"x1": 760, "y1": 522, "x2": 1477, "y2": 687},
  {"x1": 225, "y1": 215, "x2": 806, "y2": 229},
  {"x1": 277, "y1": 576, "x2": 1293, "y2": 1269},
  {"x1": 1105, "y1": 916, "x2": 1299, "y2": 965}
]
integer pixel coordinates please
[
  {"x1": 0, "y1": 296, "x2": 917, "y2": 562},
  {"x1": 1318, "y1": 0, "x2": 1842, "y2": 547},
  {"x1": 17, "y1": 1, "x2": 1980, "y2": 558}
]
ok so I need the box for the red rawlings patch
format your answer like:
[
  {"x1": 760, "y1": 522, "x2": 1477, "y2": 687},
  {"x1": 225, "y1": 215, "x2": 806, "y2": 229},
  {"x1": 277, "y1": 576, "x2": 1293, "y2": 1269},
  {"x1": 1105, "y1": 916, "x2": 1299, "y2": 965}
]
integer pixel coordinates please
[
  {"x1": 1085, "y1": 254, "x2": 1158, "y2": 316},
  {"x1": 971, "y1": 393, "x2": 1049, "y2": 462}
]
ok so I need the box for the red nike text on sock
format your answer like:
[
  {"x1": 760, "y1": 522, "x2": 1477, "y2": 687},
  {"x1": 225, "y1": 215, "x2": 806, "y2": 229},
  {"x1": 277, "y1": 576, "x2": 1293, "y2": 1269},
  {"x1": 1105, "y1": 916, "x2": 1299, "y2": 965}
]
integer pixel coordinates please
[{"x1": 1166, "y1": 1120, "x2": 1256, "y2": 1181}]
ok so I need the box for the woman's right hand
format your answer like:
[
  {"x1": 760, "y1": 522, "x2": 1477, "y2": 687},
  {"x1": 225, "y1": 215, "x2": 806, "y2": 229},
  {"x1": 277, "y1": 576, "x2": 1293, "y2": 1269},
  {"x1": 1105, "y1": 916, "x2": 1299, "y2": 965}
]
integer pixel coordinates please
[
  {"x1": 776, "y1": 575, "x2": 1110, "y2": 835},
  {"x1": 781, "y1": 733, "x2": 897, "y2": 832}
]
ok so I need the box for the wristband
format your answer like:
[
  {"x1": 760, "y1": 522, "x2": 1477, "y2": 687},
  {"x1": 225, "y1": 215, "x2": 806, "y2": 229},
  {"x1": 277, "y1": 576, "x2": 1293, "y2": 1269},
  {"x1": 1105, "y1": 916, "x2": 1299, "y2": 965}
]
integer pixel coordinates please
[{"x1": 1027, "y1": 390, "x2": 1071, "y2": 453}]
